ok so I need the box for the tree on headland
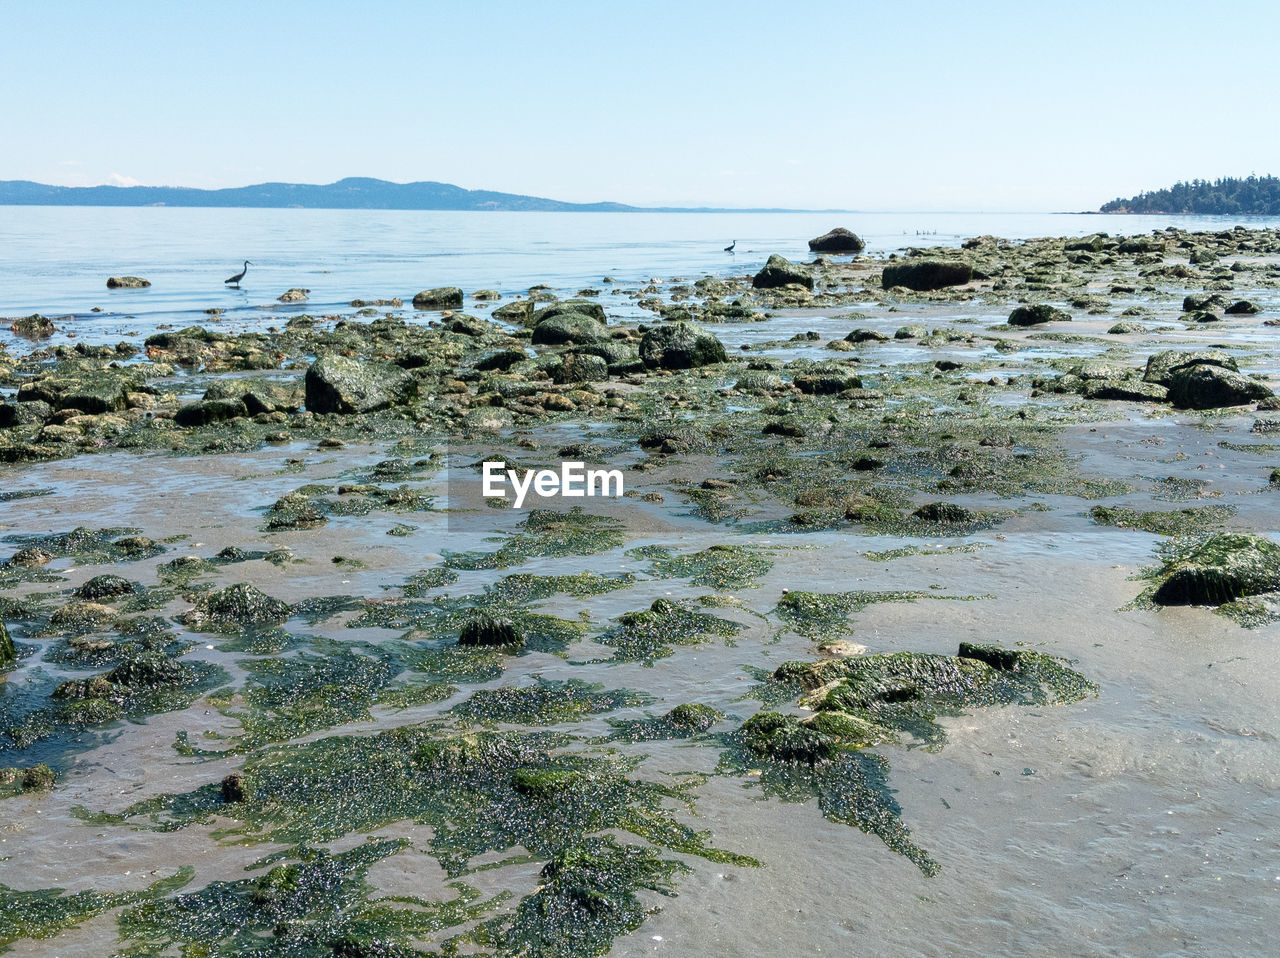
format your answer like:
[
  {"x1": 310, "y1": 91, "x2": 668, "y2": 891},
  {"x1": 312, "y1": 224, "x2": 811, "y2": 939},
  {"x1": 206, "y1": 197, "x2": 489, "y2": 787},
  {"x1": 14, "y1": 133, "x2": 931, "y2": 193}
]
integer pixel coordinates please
[{"x1": 1101, "y1": 175, "x2": 1280, "y2": 215}]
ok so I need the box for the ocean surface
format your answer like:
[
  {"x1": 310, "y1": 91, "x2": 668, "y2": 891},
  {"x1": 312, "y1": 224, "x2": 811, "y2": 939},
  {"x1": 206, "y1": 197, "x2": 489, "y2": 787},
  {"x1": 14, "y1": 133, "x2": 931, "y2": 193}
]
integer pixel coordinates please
[{"x1": 4, "y1": 207, "x2": 1280, "y2": 345}]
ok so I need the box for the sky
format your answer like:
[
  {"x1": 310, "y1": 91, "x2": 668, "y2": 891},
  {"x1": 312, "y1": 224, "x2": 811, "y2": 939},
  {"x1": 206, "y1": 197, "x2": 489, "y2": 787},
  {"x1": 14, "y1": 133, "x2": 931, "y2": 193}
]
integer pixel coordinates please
[{"x1": 3, "y1": 0, "x2": 1278, "y2": 211}]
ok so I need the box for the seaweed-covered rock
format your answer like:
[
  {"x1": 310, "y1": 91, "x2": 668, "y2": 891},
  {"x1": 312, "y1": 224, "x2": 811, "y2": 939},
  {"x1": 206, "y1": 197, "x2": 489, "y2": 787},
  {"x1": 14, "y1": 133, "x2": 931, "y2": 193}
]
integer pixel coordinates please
[
  {"x1": 1167, "y1": 364, "x2": 1273, "y2": 410},
  {"x1": 532, "y1": 300, "x2": 607, "y2": 325},
  {"x1": 277, "y1": 288, "x2": 309, "y2": 303},
  {"x1": 73, "y1": 574, "x2": 140, "y2": 601},
  {"x1": 48, "y1": 601, "x2": 119, "y2": 633},
  {"x1": 1151, "y1": 533, "x2": 1280, "y2": 606},
  {"x1": 21, "y1": 764, "x2": 56, "y2": 789},
  {"x1": 459, "y1": 612, "x2": 523, "y2": 647},
  {"x1": 808, "y1": 228, "x2": 866, "y2": 253},
  {"x1": 753, "y1": 254, "x2": 814, "y2": 290},
  {"x1": 794, "y1": 372, "x2": 861, "y2": 395},
  {"x1": 0, "y1": 399, "x2": 51, "y2": 428},
  {"x1": 174, "y1": 397, "x2": 248, "y2": 427},
  {"x1": 741, "y1": 711, "x2": 835, "y2": 766},
  {"x1": 913, "y1": 501, "x2": 977, "y2": 523},
  {"x1": 106, "y1": 651, "x2": 182, "y2": 688},
  {"x1": 182, "y1": 583, "x2": 292, "y2": 629},
  {"x1": 638, "y1": 322, "x2": 726, "y2": 369},
  {"x1": 1182, "y1": 293, "x2": 1225, "y2": 312},
  {"x1": 548, "y1": 352, "x2": 608, "y2": 385},
  {"x1": 664, "y1": 703, "x2": 723, "y2": 733},
  {"x1": 0, "y1": 619, "x2": 14, "y2": 668},
  {"x1": 881, "y1": 260, "x2": 972, "y2": 291},
  {"x1": 304, "y1": 354, "x2": 416, "y2": 414},
  {"x1": 1008, "y1": 304, "x2": 1071, "y2": 326},
  {"x1": 475, "y1": 349, "x2": 528, "y2": 372},
  {"x1": 1143, "y1": 349, "x2": 1238, "y2": 386},
  {"x1": 221, "y1": 772, "x2": 249, "y2": 803},
  {"x1": 17, "y1": 364, "x2": 137, "y2": 414},
  {"x1": 106, "y1": 276, "x2": 151, "y2": 289},
  {"x1": 412, "y1": 286, "x2": 463, "y2": 309},
  {"x1": 531, "y1": 312, "x2": 611, "y2": 346},
  {"x1": 1224, "y1": 299, "x2": 1260, "y2": 315}
]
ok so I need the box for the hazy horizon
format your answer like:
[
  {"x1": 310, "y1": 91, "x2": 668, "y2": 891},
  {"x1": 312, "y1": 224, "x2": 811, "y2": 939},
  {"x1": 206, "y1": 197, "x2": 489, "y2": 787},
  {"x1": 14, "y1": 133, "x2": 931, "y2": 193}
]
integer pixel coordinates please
[{"x1": 6, "y1": 0, "x2": 1279, "y2": 212}]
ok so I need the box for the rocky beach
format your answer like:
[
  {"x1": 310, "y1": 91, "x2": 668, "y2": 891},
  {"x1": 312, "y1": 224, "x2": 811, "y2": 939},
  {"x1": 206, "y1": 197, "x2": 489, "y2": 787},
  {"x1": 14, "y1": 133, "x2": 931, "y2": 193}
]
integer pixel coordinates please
[{"x1": 2, "y1": 224, "x2": 1279, "y2": 956}]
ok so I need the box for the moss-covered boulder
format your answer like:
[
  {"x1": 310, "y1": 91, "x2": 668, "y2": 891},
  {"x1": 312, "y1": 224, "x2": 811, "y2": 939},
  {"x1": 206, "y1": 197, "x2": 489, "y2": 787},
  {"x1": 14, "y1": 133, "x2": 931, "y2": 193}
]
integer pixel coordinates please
[
  {"x1": 881, "y1": 260, "x2": 972, "y2": 291},
  {"x1": 1167, "y1": 364, "x2": 1273, "y2": 410},
  {"x1": 411, "y1": 287, "x2": 463, "y2": 310},
  {"x1": 1008, "y1": 304, "x2": 1071, "y2": 326},
  {"x1": 1143, "y1": 349, "x2": 1238, "y2": 386},
  {"x1": 639, "y1": 322, "x2": 726, "y2": 369},
  {"x1": 73, "y1": 574, "x2": 140, "y2": 601},
  {"x1": 548, "y1": 352, "x2": 608, "y2": 385},
  {"x1": 753, "y1": 254, "x2": 814, "y2": 290},
  {"x1": 0, "y1": 400, "x2": 51, "y2": 428},
  {"x1": 182, "y1": 583, "x2": 292, "y2": 630},
  {"x1": 808, "y1": 228, "x2": 866, "y2": 253},
  {"x1": 17, "y1": 363, "x2": 138, "y2": 414},
  {"x1": 304, "y1": 354, "x2": 416, "y2": 414},
  {"x1": 1151, "y1": 533, "x2": 1280, "y2": 606},
  {"x1": 531, "y1": 313, "x2": 611, "y2": 346}
]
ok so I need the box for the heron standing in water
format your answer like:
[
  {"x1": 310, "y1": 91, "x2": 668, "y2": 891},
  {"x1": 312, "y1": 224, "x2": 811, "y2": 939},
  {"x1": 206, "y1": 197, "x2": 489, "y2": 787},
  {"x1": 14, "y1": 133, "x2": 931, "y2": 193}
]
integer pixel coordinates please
[
  {"x1": 724, "y1": 240, "x2": 736, "y2": 252},
  {"x1": 225, "y1": 260, "x2": 251, "y2": 287}
]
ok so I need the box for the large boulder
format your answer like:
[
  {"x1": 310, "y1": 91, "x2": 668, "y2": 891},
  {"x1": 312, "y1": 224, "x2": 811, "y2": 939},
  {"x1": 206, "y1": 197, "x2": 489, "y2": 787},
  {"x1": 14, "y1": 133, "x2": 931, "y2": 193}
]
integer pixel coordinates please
[
  {"x1": 174, "y1": 397, "x2": 249, "y2": 427},
  {"x1": 412, "y1": 287, "x2": 463, "y2": 310},
  {"x1": 532, "y1": 300, "x2": 607, "y2": 325},
  {"x1": 808, "y1": 228, "x2": 865, "y2": 254},
  {"x1": 548, "y1": 352, "x2": 609, "y2": 385},
  {"x1": 753, "y1": 254, "x2": 814, "y2": 290},
  {"x1": 106, "y1": 276, "x2": 150, "y2": 289},
  {"x1": 530, "y1": 313, "x2": 611, "y2": 346},
  {"x1": 304, "y1": 354, "x2": 416, "y2": 414},
  {"x1": 1143, "y1": 349, "x2": 1238, "y2": 386},
  {"x1": 1166, "y1": 365, "x2": 1273, "y2": 410},
  {"x1": 16, "y1": 364, "x2": 136, "y2": 414},
  {"x1": 639, "y1": 323, "x2": 727, "y2": 369},
  {"x1": 1008, "y1": 304, "x2": 1071, "y2": 326},
  {"x1": 881, "y1": 260, "x2": 972, "y2": 291},
  {"x1": 1152, "y1": 533, "x2": 1280, "y2": 606}
]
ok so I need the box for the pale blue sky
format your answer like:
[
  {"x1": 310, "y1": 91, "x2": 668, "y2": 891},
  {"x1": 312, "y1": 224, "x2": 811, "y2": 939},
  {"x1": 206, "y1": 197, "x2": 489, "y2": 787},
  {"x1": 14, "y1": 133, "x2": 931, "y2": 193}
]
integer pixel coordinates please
[{"x1": 4, "y1": 0, "x2": 1277, "y2": 210}]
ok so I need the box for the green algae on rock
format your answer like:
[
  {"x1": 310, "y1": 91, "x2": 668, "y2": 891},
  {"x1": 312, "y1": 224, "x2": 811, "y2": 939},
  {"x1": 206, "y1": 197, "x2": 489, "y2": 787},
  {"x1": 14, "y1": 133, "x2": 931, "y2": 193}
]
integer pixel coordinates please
[
  {"x1": 595, "y1": 598, "x2": 740, "y2": 664},
  {"x1": 445, "y1": 508, "x2": 626, "y2": 571},
  {"x1": 608, "y1": 702, "x2": 726, "y2": 742},
  {"x1": 450, "y1": 677, "x2": 651, "y2": 726},
  {"x1": 1149, "y1": 533, "x2": 1280, "y2": 607},
  {"x1": 631, "y1": 544, "x2": 772, "y2": 590},
  {"x1": 1090, "y1": 504, "x2": 1235, "y2": 536},
  {"x1": 774, "y1": 589, "x2": 922, "y2": 639},
  {"x1": 181, "y1": 583, "x2": 293, "y2": 632}
]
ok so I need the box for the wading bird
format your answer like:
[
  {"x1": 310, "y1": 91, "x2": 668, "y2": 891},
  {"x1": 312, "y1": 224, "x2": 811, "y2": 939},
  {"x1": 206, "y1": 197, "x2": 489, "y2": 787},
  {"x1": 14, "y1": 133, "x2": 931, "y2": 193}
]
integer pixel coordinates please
[
  {"x1": 224, "y1": 260, "x2": 251, "y2": 287},
  {"x1": 724, "y1": 240, "x2": 736, "y2": 252}
]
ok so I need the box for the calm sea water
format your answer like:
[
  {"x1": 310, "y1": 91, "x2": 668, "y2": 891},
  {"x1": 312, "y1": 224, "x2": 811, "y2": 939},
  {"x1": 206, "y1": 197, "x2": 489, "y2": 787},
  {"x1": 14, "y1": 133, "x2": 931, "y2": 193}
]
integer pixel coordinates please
[{"x1": 4, "y1": 207, "x2": 1280, "y2": 341}]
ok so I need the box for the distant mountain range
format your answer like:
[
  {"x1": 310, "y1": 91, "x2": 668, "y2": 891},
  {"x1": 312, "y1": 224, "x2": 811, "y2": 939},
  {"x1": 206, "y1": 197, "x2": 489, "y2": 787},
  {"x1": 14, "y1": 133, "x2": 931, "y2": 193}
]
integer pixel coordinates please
[
  {"x1": 1101, "y1": 175, "x2": 1280, "y2": 215},
  {"x1": 0, "y1": 177, "x2": 810, "y2": 213}
]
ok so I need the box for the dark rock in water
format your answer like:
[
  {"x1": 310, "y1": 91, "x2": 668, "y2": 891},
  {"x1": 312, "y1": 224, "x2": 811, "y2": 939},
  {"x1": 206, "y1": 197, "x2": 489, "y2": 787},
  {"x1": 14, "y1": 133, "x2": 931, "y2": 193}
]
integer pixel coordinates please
[
  {"x1": 664, "y1": 703, "x2": 722, "y2": 732},
  {"x1": 203, "y1": 378, "x2": 301, "y2": 416},
  {"x1": 895, "y1": 324, "x2": 928, "y2": 339},
  {"x1": 1008, "y1": 304, "x2": 1071, "y2": 326},
  {"x1": 174, "y1": 397, "x2": 249, "y2": 427},
  {"x1": 18, "y1": 364, "x2": 136, "y2": 414},
  {"x1": 531, "y1": 312, "x2": 611, "y2": 346},
  {"x1": 74, "y1": 574, "x2": 139, "y2": 600},
  {"x1": 913, "y1": 502, "x2": 978, "y2": 523},
  {"x1": 106, "y1": 276, "x2": 150, "y2": 289},
  {"x1": 0, "y1": 619, "x2": 14, "y2": 668},
  {"x1": 412, "y1": 286, "x2": 463, "y2": 310},
  {"x1": 1167, "y1": 364, "x2": 1273, "y2": 410},
  {"x1": 1182, "y1": 293, "x2": 1225, "y2": 312},
  {"x1": 459, "y1": 612, "x2": 523, "y2": 647},
  {"x1": 1143, "y1": 349, "x2": 1238, "y2": 386},
  {"x1": 549, "y1": 352, "x2": 608, "y2": 385},
  {"x1": 794, "y1": 372, "x2": 861, "y2": 395},
  {"x1": 1270, "y1": 469, "x2": 1280, "y2": 488},
  {"x1": 1118, "y1": 237, "x2": 1163, "y2": 254},
  {"x1": 107, "y1": 651, "x2": 182, "y2": 688},
  {"x1": 182, "y1": 583, "x2": 292, "y2": 629},
  {"x1": 1152, "y1": 533, "x2": 1280, "y2": 606},
  {"x1": 9, "y1": 314, "x2": 55, "y2": 339},
  {"x1": 639, "y1": 322, "x2": 727, "y2": 369},
  {"x1": 1225, "y1": 299, "x2": 1260, "y2": 315},
  {"x1": 957, "y1": 642, "x2": 1022, "y2": 671},
  {"x1": 753, "y1": 254, "x2": 814, "y2": 290},
  {"x1": 475, "y1": 349, "x2": 528, "y2": 372},
  {"x1": 221, "y1": 772, "x2": 249, "y2": 803},
  {"x1": 265, "y1": 492, "x2": 328, "y2": 530},
  {"x1": 808, "y1": 228, "x2": 866, "y2": 253},
  {"x1": 845, "y1": 328, "x2": 890, "y2": 343},
  {"x1": 304, "y1": 354, "x2": 416, "y2": 414},
  {"x1": 1184, "y1": 309, "x2": 1220, "y2": 324},
  {"x1": 277, "y1": 288, "x2": 309, "y2": 303},
  {"x1": 532, "y1": 300, "x2": 607, "y2": 325},
  {"x1": 881, "y1": 260, "x2": 972, "y2": 291},
  {"x1": 1107, "y1": 320, "x2": 1145, "y2": 334},
  {"x1": 21, "y1": 765, "x2": 56, "y2": 790}
]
